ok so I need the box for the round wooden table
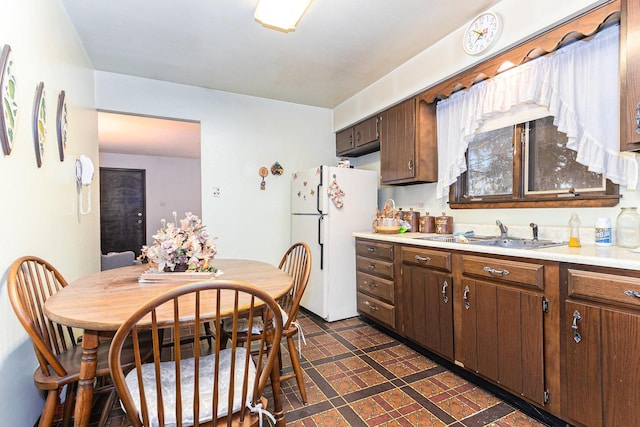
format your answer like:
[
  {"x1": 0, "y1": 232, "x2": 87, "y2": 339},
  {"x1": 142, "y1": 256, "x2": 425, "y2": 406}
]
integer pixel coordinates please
[{"x1": 44, "y1": 259, "x2": 293, "y2": 427}]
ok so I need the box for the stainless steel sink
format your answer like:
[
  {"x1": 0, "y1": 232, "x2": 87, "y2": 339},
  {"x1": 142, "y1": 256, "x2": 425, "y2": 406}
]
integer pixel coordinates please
[
  {"x1": 466, "y1": 238, "x2": 566, "y2": 249},
  {"x1": 414, "y1": 234, "x2": 566, "y2": 249}
]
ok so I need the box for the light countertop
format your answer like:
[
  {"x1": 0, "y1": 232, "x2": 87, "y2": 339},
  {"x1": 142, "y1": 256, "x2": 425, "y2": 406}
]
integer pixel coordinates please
[{"x1": 353, "y1": 231, "x2": 640, "y2": 271}]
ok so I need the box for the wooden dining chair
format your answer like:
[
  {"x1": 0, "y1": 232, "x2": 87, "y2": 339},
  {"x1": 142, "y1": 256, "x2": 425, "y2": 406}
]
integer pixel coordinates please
[
  {"x1": 108, "y1": 280, "x2": 284, "y2": 427},
  {"x1": 221, "y1": 242, "x2": 311, "y2": 404},
  {"x1": 7, "y1": 256, "x2": 150, "y2": 427}
]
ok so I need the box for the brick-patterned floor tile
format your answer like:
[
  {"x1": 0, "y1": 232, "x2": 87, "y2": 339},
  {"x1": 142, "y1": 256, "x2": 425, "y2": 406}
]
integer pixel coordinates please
[{"x1": 57, "y1": 312, "x2": 556, "y2": 427}]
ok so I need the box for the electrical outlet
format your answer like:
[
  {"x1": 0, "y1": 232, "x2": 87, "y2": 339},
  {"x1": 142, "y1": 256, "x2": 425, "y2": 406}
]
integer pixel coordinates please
[{"x1": 212, "y1": 187, "x2": 221, "y2": 198}]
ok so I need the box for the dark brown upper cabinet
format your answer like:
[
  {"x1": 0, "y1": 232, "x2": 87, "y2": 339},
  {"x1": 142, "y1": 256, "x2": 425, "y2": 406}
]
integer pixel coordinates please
[{"x1": 335, "y1": 115, "x2": 381, "y2": 157}]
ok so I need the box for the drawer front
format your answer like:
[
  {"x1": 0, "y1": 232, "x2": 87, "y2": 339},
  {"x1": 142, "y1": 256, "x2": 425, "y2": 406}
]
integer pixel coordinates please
[
  {"x1": 356, "y1": 239, "x2": 394, "y2": 261},
  {"x1": 568, "y1": 268, "x2": 640, "y2": 309},
  {"x1": 357, "y1": 271, "x2": 394, "y2": 304},
  {"x1": 401, "y1": 246, "x2": 452, "y2": 272},
  {"x1": 461, "y1": 255, "x2": 544, "y2": 290},
  {"x1": 356, "y1": 255, "x2": 394, "y2": 280},
  {"x1": 357, "y1": 292, "x2": 395, "y2": 329}
]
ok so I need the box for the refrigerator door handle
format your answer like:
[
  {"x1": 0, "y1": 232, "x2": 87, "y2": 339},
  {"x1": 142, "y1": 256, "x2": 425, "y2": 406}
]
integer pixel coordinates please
[
  {"x1": 316, "y1": 182, "x2": 323, "y2": 214},
  {"x1": 316, "y1": 165, "x2": 324, "y2": 214},
  {"x1": 318, "y1": 215, "x2": 324, "y2": 270}
]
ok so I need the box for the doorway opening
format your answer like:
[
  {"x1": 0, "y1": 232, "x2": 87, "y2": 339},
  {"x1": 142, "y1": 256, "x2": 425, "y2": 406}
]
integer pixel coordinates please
[{"x1": 98, "y1": 111, "x2": 202, "y2": 254}]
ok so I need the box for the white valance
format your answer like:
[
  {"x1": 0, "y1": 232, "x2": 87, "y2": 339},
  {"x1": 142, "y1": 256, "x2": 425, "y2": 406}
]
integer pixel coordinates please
[{"x1": 435, "y1": 25, "x2": 638, "y2": 199}]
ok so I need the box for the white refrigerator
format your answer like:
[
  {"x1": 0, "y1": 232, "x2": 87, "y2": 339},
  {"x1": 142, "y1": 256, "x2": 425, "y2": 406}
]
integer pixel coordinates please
[{"x1": 291, "y1": 165, "x2": 378, "y2": 321}]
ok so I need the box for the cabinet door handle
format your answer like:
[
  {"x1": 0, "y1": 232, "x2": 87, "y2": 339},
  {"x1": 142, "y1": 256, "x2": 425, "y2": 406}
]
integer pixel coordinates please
[
  {"x1": 483, "y1": 266, "x2": 510, "y2": 276},
  {"x1": 367, "y1": 247, "x2": 376, "y2": 253},
  {"x1": 624, "y1": 289, "x2": 640, "y2": 298},
  {"x1": 572, "y1": 310, "x2": 582, "y2": 344},
  {"x1": 364, "y1": 280, "x2": 378, "y2": 288},
  {"x1": 367, "y1": 263, "x2": 376, "y2": 270},
  {"x1": 364, "y1": 301, "x2": 379, "y2": 311},
  {"x1": 463, "y1": 285, "x2": 470, "y2": 310},
  {"x1": 414, "y1": 255, "x2": 431, "y2": 263},
  {"x1": 407, "y1": 159, "x2": 413, "y2": 171},
  {"x1": 636, "y1": 103, "x2": 640, "y2": 134},
  {"x1": 442, "y1": 280, "x2": 449, "y2": 303},
  {"x1": 356, "y1": 131, "x2": 361, "y2": 143},
  {"x1": 375, "y1": 116, "x2": 380, "y2": 139}
]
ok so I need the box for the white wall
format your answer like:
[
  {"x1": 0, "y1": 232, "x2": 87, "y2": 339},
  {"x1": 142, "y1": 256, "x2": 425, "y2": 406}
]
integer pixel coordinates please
[
  {"x1": 0, "y1": 0, "x2": 99, "y2": 424},
  {"x1": 338, "y1": 0, "x2": 635, "y2": 239},
  {"x1": 100, "y1": 152, "x2": 203, "y2": 246},
  {"x1": 94, "y1": 72, "x2": 336, "y2": 266}
]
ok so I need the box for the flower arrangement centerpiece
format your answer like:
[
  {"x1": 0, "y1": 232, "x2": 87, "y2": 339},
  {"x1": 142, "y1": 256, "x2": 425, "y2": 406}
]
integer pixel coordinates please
[{"x1": 140, "y1": 212, "x2": 217, "y2": 272}]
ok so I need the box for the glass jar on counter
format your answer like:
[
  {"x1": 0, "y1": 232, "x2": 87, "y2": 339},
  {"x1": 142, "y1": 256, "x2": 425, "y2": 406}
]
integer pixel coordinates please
[{"x1": 616, "y1": 207, "x2": 640, "y2": 248}]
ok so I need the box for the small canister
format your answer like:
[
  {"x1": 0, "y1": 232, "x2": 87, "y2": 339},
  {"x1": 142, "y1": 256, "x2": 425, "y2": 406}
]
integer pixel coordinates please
[
  {"x1": 401, "y1": 210, "x2": 420, "y2": 232},
  {"x1": 595, "y1": 217, "x2": 612, "y2": 246},
  {"x1": 420, "y1": 212, "x2": 436, "y2": 233},
  {"x1": 435, "y1": 212, "x2": 453, "y2": 234}
]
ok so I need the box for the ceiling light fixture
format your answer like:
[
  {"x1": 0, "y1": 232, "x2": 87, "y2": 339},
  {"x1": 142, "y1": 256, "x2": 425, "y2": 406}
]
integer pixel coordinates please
[{"x1": 254, "y1": 0, "x2": 313, "y2": 32}]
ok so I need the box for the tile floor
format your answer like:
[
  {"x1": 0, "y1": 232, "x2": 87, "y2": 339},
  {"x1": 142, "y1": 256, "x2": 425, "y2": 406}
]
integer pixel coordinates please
[{"x1": 56, "y1": 311, "x2": 562, "y2": 427}]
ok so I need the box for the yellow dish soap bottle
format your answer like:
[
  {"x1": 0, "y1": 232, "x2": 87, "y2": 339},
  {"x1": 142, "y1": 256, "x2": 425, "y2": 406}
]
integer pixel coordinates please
[{"x1": 569, "y1": 213, "x2": 581, "y2": 247}]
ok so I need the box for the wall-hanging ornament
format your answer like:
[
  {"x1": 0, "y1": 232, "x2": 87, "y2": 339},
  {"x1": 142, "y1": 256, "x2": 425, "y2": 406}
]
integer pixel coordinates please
[
  {"x1": 32, "y1": 81, "x2": 46, "y2": 168},
  {"x1": 259, "y1": 166, "x2": 269, "y2": 190},
  {"x1": 0, "y1": 44, "x2": 18, "y2": 156},
  {"x1": 56, "y1": 90, "x2": 67, "y2": 161},
  {"x1": 270, "y1": 161, "x2": 284, "y2": 175},
  {"x1": 327, "y1": 174, "x2": 345, "y2": 208}
]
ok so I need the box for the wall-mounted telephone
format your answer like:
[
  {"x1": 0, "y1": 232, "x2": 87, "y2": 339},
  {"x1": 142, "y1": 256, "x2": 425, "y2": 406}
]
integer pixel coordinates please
[
  {"x1": 75, "y1": 155, "x2": 94, "y2": 186},
  {"x1": 75, "y1": 155, "x2": 94, "y2": 215}
]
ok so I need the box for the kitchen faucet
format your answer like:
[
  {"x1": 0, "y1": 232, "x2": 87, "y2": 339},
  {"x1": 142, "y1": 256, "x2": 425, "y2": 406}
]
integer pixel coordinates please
[
  {"x1": 496, "y1": 220, "x2": 508, "y2": 239},
  {"x1": 530, "y1": 223, "x2": 539, "y2": 241}
]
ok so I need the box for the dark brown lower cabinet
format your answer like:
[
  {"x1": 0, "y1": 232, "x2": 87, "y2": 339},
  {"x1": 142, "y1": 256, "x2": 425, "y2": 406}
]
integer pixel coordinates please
[
  {"x1": 563, "y1": 266, "x2": 640, "y2": 426},
  {"x1": 457, "y1": 255, "x2": 547, "y2": 407},
  {"x1": 401, "y1": 265, "x2": 454, "y2": 360},
  {"x1": 459, "y1": 279, "x2": 546, "y2": 405}
]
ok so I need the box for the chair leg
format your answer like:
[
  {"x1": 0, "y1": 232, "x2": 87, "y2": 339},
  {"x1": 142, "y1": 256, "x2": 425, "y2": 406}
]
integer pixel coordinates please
[
  {"x1": 203, "y1": 321, "x2": 214, "y2": 347},
  {"x1": 61, "y1": 383, "x2": 77, "y2": 427},
  {"x1": 39, "y1": 390, "x2": 60, "y2": 427},
  {"x1": 97, "y1": 388, "x2": 118, "y2": 427},
  {"x1": 286, "y1": 335, "x2": 308, "y2": 404}
]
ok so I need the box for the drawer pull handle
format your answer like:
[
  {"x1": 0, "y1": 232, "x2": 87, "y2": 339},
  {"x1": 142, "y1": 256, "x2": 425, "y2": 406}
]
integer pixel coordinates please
[
  {"x1": 442, "y1": 280, "x2": 449, "y2": 303},
  {"x1": 415, "y1": 255, "x2": 431, "y2": 262},
  {"x1": 365, "y1": 281, "x2": 378, "y2": 288},
  {"x1": 483, "y1": 266, "x2": 510, "y2": 276},
  {"x1": 368, "y1": 247, "x2": 376, "y2": 253},
  {"x1": 572, "y1": 310, "x2": 582, "y2": 344},
  {"x1": 364, "y1": 301, "x2": 379, "y2": 311},
  {"x1": 367, "y1": 264, "x2": 376, "y2": 270},
  {"x1": 624, "y1": 289, "x2": 640, "y2": 298},
  {"x1": 463, "y1": 285, "x2": 470, "y2": 310}
]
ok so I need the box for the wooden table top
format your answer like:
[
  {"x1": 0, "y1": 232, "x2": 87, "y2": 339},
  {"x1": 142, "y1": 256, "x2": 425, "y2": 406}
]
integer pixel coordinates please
[{"x1": 44, "y1": 259, "x2": 293, "y2": 331}]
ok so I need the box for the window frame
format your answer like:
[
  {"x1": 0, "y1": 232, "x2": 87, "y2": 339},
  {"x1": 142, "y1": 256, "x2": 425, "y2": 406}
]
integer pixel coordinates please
[{"x1": 449, "y1": 121, "x2": 620, "y2": 209}]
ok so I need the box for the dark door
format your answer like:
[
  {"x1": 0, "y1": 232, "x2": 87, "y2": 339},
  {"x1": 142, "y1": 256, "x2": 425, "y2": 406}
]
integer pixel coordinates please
[{"x1": 100, "y1": 167, "x2": 146, "y2": 257}]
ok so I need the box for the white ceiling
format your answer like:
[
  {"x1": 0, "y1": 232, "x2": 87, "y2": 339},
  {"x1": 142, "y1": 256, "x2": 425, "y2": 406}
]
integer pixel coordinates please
[{"x1": 60, "y1": 0, "x2": 502, "y2": 157}]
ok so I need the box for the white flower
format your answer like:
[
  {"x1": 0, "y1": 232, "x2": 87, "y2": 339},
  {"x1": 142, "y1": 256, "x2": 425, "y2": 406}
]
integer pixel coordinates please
[{"x1": 140, "y1": 212, "x2": 217, "y2": 272}]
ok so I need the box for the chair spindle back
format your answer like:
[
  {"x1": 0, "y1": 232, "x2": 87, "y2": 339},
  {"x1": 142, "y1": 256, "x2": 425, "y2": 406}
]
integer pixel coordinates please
[{"x1": 109, "y1": 280, "x2": 283, "y2": 427}]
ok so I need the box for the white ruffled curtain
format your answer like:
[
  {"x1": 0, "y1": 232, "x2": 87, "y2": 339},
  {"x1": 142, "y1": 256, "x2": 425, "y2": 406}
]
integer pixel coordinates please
[{"x1": 435, "y1": 25, "x2": 638, "y2": 199}]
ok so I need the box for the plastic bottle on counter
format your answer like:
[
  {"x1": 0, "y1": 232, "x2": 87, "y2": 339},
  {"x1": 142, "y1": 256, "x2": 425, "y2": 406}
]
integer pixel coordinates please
[
  {"x1": 616, "y1": 207, "x2": 640, "y2": 248},
  {"x1": 568, "y1": 213, "x2": 581, "y2": 247},
  {"x1": 594, "y1": 217, "x2": 612, "y2": 246}
]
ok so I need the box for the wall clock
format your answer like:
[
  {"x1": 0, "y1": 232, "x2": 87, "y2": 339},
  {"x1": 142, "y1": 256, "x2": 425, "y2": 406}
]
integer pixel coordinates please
[
  {"x1": 462, "y1": 12, "x2": 502, "y2": 56},
  {"x1": 0, "y1": 44, "x2": 18, "y2": 156},
  {"x1": 32, "y1": 81, "x2": 46, "y2": 168}
]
